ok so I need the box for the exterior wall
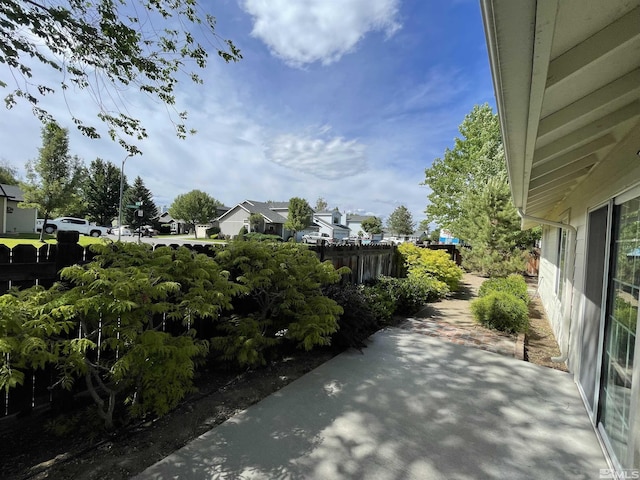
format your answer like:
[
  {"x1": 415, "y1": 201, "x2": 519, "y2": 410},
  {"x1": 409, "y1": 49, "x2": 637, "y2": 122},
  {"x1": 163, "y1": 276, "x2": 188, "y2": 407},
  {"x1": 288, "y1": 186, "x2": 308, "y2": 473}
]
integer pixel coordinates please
[
  {"x1": 535, "y1": 130, "x2": 640, "y2": 469},
  {"x1": 219, "y1": 208, "x2": 249, "y2": 237},
  {"x1": 4, "y1": 201, "x2": 37, "y2": 233}
]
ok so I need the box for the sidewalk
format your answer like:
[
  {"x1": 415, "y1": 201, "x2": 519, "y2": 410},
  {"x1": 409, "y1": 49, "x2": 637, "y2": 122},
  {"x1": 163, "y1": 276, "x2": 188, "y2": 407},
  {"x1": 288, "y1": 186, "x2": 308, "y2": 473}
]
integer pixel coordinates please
[
  {"x1": 135, "y1": 329, "x2": 606, "y2": 479},
  {"x1": 399, "y1": 273, "x2": 522, "y2": 358}
]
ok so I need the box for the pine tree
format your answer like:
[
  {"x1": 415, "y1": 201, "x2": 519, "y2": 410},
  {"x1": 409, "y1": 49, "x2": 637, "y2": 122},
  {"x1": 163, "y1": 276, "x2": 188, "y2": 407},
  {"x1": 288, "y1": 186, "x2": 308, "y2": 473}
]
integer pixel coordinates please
[
  {"x1": 387, "y1": 206, "x2": 415, "y2": 236},
  {"x1": 123, "y1": 176, "x2": 158, "y2": 228},
  {"x1": 458, "y1": 176, "x2": 528, "y2": 276}
]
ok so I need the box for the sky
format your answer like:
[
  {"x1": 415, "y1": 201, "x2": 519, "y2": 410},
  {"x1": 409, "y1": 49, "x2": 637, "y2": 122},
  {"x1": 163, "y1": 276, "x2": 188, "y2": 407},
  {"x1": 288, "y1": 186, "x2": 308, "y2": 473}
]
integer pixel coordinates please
[{"x1": 0, "y1": 0, "x2": 496, "y2": 225}]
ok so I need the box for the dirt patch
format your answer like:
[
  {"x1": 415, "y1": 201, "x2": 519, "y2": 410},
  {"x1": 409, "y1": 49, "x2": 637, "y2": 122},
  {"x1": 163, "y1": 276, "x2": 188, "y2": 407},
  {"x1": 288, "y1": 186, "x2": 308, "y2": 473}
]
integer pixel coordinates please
[{"x1": 524, "y1": 285, "x2": 568, "y2": 372}]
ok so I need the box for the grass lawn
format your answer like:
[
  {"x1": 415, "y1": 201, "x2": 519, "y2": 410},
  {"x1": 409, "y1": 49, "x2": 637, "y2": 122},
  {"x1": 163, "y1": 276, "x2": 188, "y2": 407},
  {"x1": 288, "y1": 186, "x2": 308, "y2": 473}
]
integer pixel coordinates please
[{"x1": 0, "y1": 234, "x2": 107, "y2": 249}]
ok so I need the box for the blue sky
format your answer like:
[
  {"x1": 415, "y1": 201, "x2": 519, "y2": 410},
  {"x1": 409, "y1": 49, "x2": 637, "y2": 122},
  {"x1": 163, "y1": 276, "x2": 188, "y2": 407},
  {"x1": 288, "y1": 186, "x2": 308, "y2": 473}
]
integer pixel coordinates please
[{"x1": 0, "y1": 0, "x2": 496, "y2": 225}]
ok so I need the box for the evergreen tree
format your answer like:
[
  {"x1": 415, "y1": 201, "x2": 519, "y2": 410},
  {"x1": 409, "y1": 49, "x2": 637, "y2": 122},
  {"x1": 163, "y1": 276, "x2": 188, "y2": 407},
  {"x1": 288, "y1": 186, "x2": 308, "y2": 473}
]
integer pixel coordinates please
[
  {"x1": 82, "y1": 159, "x2": 123, "y2": 226},
  {"x1": 458, "y1": 176, "x2": 529, "y2": 276},
  {"x1": 124, "y1": 176, "x2": 158, "y2": 228},
  {"x1": 387, "y1": 205, "x2": 415, "y2": 236},
  {"x1": 20, "y1": 122, "x2": 83, "y2": 240}
]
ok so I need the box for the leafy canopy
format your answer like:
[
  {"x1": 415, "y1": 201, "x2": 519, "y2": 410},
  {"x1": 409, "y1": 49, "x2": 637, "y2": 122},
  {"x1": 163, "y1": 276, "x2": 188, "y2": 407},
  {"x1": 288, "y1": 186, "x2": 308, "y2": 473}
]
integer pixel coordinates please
[
  {"x1": 422, "y1": 104, "x2": 505, "y2": 234},
  {"x1": 361, "y1": 216, "x2": 383, "y2": 235},
  {"x1": 0, "y1": 160, "x2": 19, "y2": 185},
  {"x1": 284, "y1": 197, "x2": 313, "y2": 236},
  {"x1": 169, "y1": 189, "x2": 221, "y2": 238},
  {"x1": 0, "y1": 1, "x2": 242, "y2": 154},
  {"x1": 20, "y1": 122, "x2": 83, "y2": 239}
]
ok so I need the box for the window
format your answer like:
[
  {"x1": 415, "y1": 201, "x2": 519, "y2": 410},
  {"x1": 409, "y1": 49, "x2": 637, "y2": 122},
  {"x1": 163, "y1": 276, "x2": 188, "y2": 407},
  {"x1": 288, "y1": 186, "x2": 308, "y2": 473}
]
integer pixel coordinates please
[{"x1": 556, "y1": 227, "x2": 568, "y2": 302}]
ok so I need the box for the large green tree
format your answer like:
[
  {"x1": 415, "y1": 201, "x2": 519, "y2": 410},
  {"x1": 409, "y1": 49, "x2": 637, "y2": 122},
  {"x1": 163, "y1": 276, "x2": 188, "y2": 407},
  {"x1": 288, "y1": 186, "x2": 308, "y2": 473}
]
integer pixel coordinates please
[
  {"x1": 20, "y1": 122, "x2": 83, "y2": 240},
  {"x1": 422, "y1": 104, "x2": 506, "y2": 235},
  {"x1": 82, "y1": 159, "x2": 122, "y2": 226},
  {"x1": 0, "y1": 160, "x2": 19, "y2": 185},
  {"x1": 169, "y1": 189, "x2": 221, "y2": 238},
  {"x1": 285, "y1": 197, "x2": 313, "y2": 241},
  {"x1": 1, "y1": 1, "x2": 241, "y2": 154},
  {"x1": 387, "y1": 205, "x2": 415, "y2": 236},
  {"x1": 124, "y1": 176, "x2": 158, "y2": 229},
  {"x1": 361, "y1": 216, "x2": 383, "y2": 235}
]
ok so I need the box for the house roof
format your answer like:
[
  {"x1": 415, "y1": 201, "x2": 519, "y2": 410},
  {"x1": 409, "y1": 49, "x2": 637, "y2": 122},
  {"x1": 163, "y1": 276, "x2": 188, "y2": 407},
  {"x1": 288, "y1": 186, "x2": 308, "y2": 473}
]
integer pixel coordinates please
[
  {"x1": 218, "y1": 200, "x2": 288, "y2": 224},
  {"x1": 346, "y1": 214, "x2": 371, "y2": 223},
  {"x1": 314, "y1": 217, "x2": 350, "y2": 232},
  {"x1": 481, "y1": 0, "x2": 640, "y2": 227},
  {"x1": 0, "y1": 183, "x2": 25, "y2": 202}
]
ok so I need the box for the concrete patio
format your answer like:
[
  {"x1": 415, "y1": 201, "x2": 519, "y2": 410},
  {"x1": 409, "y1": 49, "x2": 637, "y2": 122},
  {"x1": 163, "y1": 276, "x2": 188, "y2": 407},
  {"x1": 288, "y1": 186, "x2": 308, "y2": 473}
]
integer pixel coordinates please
[{"x1": 136, "y1": 328, "x2": 607, "y2": 479}]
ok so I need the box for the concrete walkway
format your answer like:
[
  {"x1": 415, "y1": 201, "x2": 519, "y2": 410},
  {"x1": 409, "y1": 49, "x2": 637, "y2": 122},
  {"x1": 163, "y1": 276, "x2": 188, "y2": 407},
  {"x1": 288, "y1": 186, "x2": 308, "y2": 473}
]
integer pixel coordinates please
[
  {"x1": 136, "y1": 329, "x2": 607, "y2": 479},
  {"x1": 400, "y1": 273, "x2": 521, "y2": 358}
]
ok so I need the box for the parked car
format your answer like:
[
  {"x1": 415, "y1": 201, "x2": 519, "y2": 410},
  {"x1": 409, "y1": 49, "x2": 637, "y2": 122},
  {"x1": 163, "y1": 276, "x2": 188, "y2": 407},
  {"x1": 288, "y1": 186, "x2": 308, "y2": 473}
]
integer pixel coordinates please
[
  {"x1": 40, "y1": 217, "x2": 111, "y2": 237},
  {"x1": 302, "y1": 232, "x2": 334, "y2": 244},
  {"x1": 111, "y1": 225, "x2": 132, "y2": 236},
  {"x1": 133, "y1": 226, "x2": 156, "y2": 237}
]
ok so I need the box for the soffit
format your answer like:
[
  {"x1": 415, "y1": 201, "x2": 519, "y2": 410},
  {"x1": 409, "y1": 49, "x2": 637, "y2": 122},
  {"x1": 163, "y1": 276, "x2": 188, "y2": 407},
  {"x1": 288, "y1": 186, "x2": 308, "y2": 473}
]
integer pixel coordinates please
[{"x1": 481, "y1": 0, "x2": 640, "y2": 226}]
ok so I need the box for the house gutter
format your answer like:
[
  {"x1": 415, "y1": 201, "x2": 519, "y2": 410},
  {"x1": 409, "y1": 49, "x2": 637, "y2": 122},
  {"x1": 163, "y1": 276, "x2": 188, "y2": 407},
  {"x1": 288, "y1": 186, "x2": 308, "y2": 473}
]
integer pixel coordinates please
[{"x1": 517, "y1": 209, "x2": 576, "y2": 363}]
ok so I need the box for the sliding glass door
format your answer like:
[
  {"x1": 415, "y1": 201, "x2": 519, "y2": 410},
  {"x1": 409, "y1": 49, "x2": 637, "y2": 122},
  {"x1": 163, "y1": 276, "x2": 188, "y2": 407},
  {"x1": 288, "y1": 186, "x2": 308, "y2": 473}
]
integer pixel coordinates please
[{"x1": 599, "y1": 194, "x2": 640, "y2": 467}]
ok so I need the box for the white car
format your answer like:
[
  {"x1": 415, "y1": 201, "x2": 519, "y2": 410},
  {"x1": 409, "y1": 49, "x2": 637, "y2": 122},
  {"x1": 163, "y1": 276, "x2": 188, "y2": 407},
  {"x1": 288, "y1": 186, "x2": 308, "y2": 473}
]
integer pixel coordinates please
[
  {"x1": 302, "y1": 232, "x2": 334, "y2": 244},
  {"x1": 112, "y1": 226, "x2": 132, "y2": 236}
]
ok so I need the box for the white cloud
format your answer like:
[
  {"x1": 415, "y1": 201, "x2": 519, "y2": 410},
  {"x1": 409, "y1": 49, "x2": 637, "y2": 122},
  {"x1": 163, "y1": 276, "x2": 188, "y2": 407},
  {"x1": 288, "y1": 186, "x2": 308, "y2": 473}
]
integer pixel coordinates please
[
  {"x1": 266, "y1": 128, "x2": 367, "y2": 179},
  {"x1": 241, "y1": 0, "x2": 401, "y2": 66}
]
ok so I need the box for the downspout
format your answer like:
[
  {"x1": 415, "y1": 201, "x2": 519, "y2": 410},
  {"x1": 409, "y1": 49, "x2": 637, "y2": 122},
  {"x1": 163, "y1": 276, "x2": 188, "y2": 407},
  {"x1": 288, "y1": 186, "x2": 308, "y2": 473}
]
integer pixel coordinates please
[{"x1": 517, "y1": 209, "x2": 577, "y2": 363}]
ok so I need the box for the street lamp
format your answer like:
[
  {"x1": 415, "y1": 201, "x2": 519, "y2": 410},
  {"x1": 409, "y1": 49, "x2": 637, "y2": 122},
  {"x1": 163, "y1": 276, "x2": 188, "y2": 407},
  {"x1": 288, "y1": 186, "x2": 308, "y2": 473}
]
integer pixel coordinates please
[{"x1": 117, "y1": 154, "x2": 131, "y2": 242}]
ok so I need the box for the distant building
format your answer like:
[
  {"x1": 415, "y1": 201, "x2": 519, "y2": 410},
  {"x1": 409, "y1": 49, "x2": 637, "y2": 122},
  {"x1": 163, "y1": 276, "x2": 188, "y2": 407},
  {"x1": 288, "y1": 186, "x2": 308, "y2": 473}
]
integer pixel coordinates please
[{"x1": 0, "y1": 184, "x2": 37, "y2": 234}]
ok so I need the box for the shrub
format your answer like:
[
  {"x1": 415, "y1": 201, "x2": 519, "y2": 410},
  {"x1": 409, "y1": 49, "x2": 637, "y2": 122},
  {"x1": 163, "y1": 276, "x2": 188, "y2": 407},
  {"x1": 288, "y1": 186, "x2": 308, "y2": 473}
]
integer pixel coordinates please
[
  {"x1": 478, "y1": 274, "x2": 530, "y2": 304},
  {"x1": 360, "y1": 282, "x2": 397, "y2": 325},
  {"x1": 212, "y1": 241, "x2": 346, "y2": 366},
  {"x1": 244, "y1": 232, "x2": 283, "y2": 242},
  {"x1": 323, "y1": 283, "x2": 380, "y2": 349},
  {"x1": 397, "y1": 243, "x2": 463, "y2": 291},
  {"x1": 471, "y1": 291, "x2": 529, "y2": 333},
  {"x1": 369, "y1": 275, "x2": 449, "y2": 316}
]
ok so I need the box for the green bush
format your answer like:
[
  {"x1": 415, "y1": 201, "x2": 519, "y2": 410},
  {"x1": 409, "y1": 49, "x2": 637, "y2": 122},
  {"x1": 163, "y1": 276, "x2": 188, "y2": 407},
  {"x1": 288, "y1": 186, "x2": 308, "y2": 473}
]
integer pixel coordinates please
[
  {"x1": 212, "y1": 241, "x2": 346, "y2": 366},
  {"x1": 244, "y1": 232, "x2": 283, "y2": 242},
  {"x1": 471, "y1": 291, "x2": 529, "y2": 333},
  {"x1": 369, "y1": 275, "x2": 449, "y2": 316},
  {"x1": 323, "y1": 283, "x2": 380, "y2": 349},
  {"x1": 360, "y1": 283, "x2": 397, "y2": 325},
  {"x1": 397, "y1": 243, "x2": 463, "y2": 291},
  {"x1": 478, "y1": 274, "x2": 530, "y2": 304}
]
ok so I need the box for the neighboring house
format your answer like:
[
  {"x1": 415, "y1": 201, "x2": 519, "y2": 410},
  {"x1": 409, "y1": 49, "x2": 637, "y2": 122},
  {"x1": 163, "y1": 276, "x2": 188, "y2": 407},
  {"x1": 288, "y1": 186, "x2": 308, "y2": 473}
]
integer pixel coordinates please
[
  {"x1": 382, "y1": 228, "x2": 421, "y2": 245},
  {"x1": 481, "y1": 0, "x2": 640, "y2": 471},
  {"x1": 218, "y1": 200, "x2": 289, "y2": 238},
  {"x1": 313, "y1": 209, "x2": 350, "y2": 241},
  {"x1": 154, "y1": 211, "x2": 188, "y2": 234},
  {"x1": 0, "y1": 184, "x2": 37, "y2": 234},
  {"x1": 346, "y1": 214, "x2": 384, "y2": 241}
]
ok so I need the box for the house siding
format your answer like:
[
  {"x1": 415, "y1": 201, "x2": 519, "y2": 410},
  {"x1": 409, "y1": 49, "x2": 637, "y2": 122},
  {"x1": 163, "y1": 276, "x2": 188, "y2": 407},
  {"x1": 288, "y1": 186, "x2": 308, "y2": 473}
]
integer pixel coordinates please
[
  {"x1": 219, "y1": 207, "x2": 249, "y2": 238},
  {"x1": 535, "y1": 132, "x2": 640, "y2": 468}
]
